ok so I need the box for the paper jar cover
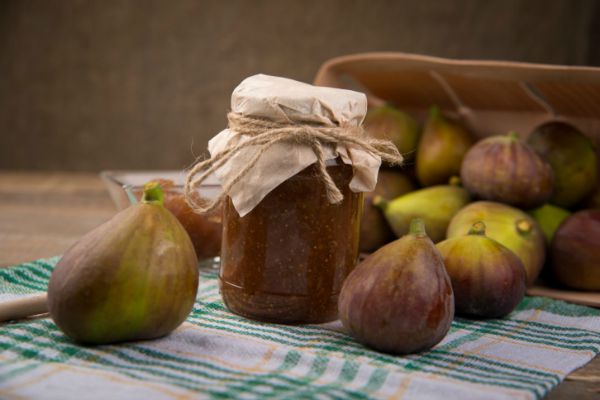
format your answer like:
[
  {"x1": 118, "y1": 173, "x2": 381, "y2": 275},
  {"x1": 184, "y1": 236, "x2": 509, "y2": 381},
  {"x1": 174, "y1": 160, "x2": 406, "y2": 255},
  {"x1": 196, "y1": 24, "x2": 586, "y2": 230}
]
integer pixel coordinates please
[{"x1": 209, "y1": 74, "x2": 382, "y2": 217}]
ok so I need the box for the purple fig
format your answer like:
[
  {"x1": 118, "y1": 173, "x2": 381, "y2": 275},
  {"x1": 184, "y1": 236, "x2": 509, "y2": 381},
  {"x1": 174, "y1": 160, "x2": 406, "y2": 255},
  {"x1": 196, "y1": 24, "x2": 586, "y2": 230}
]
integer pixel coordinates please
[
  {"x1": 461, "y1": 132, "x2": 553, "y2": 209},
  {"x1": 437, "y1": 222, "x2": 526, "y2": 318},
  {"x1": 552, "y1": 210, "x2": 600, "y2": 290},
  {"x1": 338, "y1": 219, "x2": 454, "y2": 354}
]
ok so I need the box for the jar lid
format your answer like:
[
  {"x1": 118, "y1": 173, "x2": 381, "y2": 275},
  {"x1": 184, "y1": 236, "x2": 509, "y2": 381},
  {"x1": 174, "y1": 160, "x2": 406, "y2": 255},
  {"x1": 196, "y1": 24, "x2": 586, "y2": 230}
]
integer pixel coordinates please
[
  {"x1": 194, "y1": 75, "x2": 394, "y2": 217},
  {"x1": 231, "y1": 74, "x2": 367, "y2": 127}
]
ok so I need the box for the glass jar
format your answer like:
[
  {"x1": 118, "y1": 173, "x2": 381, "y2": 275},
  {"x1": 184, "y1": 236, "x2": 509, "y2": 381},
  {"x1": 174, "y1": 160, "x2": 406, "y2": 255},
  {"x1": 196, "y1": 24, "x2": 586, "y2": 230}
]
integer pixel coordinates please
[{"x1": 219, "y1": 159, "x2": 363, "y2": 324}]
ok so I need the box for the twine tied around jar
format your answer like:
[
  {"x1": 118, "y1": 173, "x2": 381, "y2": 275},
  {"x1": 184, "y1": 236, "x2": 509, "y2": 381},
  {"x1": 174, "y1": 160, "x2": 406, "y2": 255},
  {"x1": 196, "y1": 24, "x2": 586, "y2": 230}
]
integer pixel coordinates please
[{"x1": 184, "y1": 112, "x2": 403, "y2": 214}]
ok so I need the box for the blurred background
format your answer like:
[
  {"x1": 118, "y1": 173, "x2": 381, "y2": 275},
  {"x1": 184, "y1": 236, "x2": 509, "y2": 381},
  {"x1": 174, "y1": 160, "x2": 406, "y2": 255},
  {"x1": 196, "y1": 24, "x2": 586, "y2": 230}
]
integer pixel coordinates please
[{"x1": 1, "y1": 0, "x2": 598, "y2": 171}]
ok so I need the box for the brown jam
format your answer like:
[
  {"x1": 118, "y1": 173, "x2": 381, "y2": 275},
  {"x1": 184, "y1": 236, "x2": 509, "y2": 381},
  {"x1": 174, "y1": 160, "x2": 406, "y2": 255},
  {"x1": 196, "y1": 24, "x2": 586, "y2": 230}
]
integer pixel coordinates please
[{"x1": 219, "y1": 160, "x2": 362, "y2": 324}]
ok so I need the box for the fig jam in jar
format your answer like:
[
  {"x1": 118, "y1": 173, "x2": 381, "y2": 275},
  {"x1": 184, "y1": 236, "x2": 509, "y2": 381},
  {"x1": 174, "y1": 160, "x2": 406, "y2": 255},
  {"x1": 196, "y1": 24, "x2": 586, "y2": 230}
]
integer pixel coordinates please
[
  {"x1": 184, "y1": 75, "x2": 401, "y2": 325},
  {"x1": 219, "y1": 159, "x2": 362, "y2": 324}
]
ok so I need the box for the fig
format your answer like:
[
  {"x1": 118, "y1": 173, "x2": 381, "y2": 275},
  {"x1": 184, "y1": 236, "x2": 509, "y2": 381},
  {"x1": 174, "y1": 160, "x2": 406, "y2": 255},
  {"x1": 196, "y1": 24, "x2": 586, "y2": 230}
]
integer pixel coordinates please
[
  {"x1": 360, "y1": 169, "x2": 416, "y2": 252},
  {"x1": 528, "y1": 204, "x2": 571, "y2": 245},
  {"x1": 364, "y1": 105, "x2": 420, "y2": 162},
  {"x1": 460, "y1": 132, "x2": 553, "y2": 209},
  {"x1": 338, "y1": 219, "x2": 453, "y2": 354},
  {"x1": 374, "y1": 177, "x2": 470, "y2": 243},
  {"x1": 156, "y1": 179, "x2": 222, "y2": 260},
  {"x1": 552, "y1": 210, "x2": 600, "y2": 290},
  {"x1": 47, "y1": 182, "x2": 199, "y2": 344},
  {"x1": 416, "y1": 106, "x2": 474, "y2": 186},
  {"x1": 437, "y1": 221, "x2": 526, "y2": 318},
  {"x1": 528, "y1": 121, "x2": 597, "y2": 208},
  {"x1": 447, "y1": 201, "x2": 545, "y2": 286}
]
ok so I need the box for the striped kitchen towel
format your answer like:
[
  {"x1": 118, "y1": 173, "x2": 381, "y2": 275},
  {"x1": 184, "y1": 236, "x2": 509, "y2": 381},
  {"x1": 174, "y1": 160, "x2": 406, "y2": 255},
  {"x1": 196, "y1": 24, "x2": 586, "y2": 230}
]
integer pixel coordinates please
[{"x1": 1, "y1": 257, "x2": 600, "y2": 399}]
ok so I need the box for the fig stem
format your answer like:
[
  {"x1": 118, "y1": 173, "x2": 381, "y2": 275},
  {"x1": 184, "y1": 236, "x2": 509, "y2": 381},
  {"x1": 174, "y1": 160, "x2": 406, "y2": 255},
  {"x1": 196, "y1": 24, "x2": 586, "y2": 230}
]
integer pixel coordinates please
[
  {"x1": 468, "y1": 221, "x2": 487, "y2": 236},
  {"x1": 142, "y1": 181, "x2": 165, "y2": 205},
  {"x1": 409, "y1": 218, "x2": 427, "y2": 237},
  {"x1": 516, "y1": 219, "x2": 533, "y2": 235},
  {"x1": 508, "y1": 131, "x2": 520, "y2": 140},
  {"x1": 448, "y1": 176, "x2": 461, "y2": 187},
  {"x1": 372, "y1": 195, "x2": 388, "y2": 211}
]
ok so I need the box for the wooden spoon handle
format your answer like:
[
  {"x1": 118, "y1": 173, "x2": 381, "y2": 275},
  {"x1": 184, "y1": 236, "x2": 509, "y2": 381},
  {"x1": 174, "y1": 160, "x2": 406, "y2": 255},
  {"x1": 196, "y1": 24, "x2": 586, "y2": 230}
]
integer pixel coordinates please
[{"x1": 0, "y1": 294, "x2": 48, "y2": 322}]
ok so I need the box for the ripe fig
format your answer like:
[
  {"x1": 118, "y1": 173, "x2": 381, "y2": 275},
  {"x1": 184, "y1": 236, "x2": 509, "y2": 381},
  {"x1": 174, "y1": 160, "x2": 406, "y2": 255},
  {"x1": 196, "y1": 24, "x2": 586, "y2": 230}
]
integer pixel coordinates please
[
  {"x1": 360, "y1": 169, "x2": 416, "y2": 252},
  {"x1": 460, "y1": 132, "x2": 553, "y2": 209},
  {"x1": 47, "y1": 182, "x2": 199, "y2": 344},
  {"x1": 447, "y1": 201, "x2": 545, "y2": 286},
  {"x1": 416, "y1": 106, "x2": 474, "y2": 186},
  {"x1": 528, "y1": 121, "x2": 597, "y2": 208},
  {"x1": 528, "y1": 204, "x2": 571, "y2": 245},
  {"x1": 364, "y1": 105, "x2": 420, "y2": 162},
  {"x1": 552, "y1": 210, "x2": 600, "y2": 290},
  {"x1": 339, "y1": 219, "x2": 454, "y2": 354},
  {"x1": 437, "y1": 222, "x2": 526, "y2": 318},
  {"x1": 374, "y1": 177, "x2": 470, "y2": 243},
  {"x1": 159, "y1": 179, "x2": 222, "y2": 260}
]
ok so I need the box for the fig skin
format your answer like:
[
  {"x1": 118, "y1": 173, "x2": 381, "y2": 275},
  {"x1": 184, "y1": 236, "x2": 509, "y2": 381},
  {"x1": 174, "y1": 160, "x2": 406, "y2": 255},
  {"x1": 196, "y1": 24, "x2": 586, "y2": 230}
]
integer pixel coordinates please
[
  {"x1": 132, "y1": 179, "x2": 222, "y2": 260},
  {"x1": 416, "y1": 106, "x2": 474, "y2": 187},
  {"x1": 47, "y1": 183, "x2": 199, "y2": 345},
  {"x1": 364, "y1": 105, "x2": 420, "y2": 162},
  {"x1": 460, "y1": 132, "x2": 553, "y2": 209},
  {"x1": 437, "y1": 222, "x2": 527, "y2": 318},
  {"x1": 360, "y1": 169, "x2": 416, "y2": 252},
  {"x1": 552, "y1": 210, "x2": 600, "y2": 290},
  {"x1": 528, "y1": 121, "x2": 597, "y2": 208},
  {"x1": 528, "y1": 204, "x2": 571, "y2": 245},
  {"x1": 447, "y1": 201, "x2": 545, "y2": 287},
  {"x1": 374, "y1": 177, "x2": 470, "y2": 243},
  {"x1": 338, "y1": 219, "x2": 454, "y2": 355}
]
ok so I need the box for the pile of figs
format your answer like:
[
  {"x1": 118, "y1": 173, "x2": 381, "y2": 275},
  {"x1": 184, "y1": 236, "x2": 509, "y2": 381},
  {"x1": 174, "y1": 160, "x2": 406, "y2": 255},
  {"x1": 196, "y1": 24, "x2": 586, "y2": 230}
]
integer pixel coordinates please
[{"x1": 343, "y1": 104, "x2": 600, "y2": 354}]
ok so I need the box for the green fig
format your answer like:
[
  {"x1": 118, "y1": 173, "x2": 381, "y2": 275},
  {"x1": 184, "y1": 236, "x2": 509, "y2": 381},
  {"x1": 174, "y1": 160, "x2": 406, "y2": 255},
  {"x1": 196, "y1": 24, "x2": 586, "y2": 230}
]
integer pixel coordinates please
[
  {"x1": 374, "y1": 177, "x2": 470, "y2": 243},
  {"x1": 461, "y1": 132, "x2": 554, "y2": 209},
  {"x1": 339, "y1": 219, "x2": 454, "y2": 354},
  {"x1": 360, "y1": 169, "x2": 416, "y2": 252},
  {"x1": 552, "y1": 210, "x2": 600, "y2": 290},
  {"x1": 447, "y1": 201, "x2": 545, "y2": 286},
  {"x1": 47, "y1": 182, "x2": 199, "y2": 344},
  {"x1": 416, "y1": 106, "x2": 474, "y2": 186},
  {"x1": 528, "y1": 121, "x2": 597, "y2": 208},
  {"x1": 437, "y1": 222, "x2": 527, "y2": 318},
  {"x1": 364, "y1": 105, "x2": 420, "y2": 162},
  {"x1": 528, "y1": 204, "x2": 571, "y2": 245}
]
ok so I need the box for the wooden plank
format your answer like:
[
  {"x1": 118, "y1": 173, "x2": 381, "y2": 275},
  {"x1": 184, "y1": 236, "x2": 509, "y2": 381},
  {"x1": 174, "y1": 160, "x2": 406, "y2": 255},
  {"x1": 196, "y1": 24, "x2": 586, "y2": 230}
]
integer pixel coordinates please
[
  {"x1": 0, "y1": 171, "x2": 115, "y2": 266},
  {"x1": 528, "y1": 286, "x2": 600, "y2": 308}
]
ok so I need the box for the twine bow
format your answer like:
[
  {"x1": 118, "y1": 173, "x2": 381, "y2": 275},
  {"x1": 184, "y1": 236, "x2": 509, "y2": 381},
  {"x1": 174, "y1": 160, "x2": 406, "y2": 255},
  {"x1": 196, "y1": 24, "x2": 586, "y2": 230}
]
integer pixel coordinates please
[{"x1": 184, "y1": 112, "x2": 403, "y2": 213}]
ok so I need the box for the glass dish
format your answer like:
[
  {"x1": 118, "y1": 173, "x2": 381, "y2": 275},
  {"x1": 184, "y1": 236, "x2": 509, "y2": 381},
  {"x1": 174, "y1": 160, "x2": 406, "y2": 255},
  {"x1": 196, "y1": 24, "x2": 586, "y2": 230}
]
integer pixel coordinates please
[{"x1": 100, "y1": 170, "x2": 222, "y2": 271}]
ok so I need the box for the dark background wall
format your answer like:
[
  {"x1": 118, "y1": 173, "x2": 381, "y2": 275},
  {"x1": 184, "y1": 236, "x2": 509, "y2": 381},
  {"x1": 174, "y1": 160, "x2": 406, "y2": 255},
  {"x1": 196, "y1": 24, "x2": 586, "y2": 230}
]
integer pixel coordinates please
[{"x1": 0, "y1": 0, "x2": 598, "y2": 171}]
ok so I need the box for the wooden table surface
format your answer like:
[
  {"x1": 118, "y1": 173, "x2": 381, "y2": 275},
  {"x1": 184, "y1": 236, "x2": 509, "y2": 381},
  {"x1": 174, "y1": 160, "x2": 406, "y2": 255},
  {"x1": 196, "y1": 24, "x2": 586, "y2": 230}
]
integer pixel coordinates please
[{"x1": 1, "y1": 170, "x2": 599, "y2": 398}]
